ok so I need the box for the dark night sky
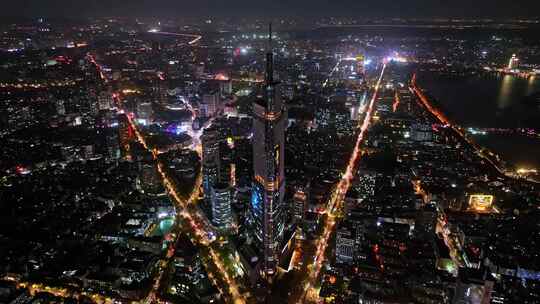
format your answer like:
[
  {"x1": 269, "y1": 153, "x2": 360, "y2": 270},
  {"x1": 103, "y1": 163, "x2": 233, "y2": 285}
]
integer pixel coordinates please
[{"x1": 4, "y1": 0, "x2": 540, "y2": 18}]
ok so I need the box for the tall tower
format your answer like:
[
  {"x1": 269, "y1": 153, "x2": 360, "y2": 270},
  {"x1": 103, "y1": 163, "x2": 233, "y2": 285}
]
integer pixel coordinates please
[
  {"x1": 250, "y1": 24, "x2": 286, "y2": 279},
  {"x1": 202, "y1": 127, "x2": 221, "y2": 197},
  {"x1": 211, "y1": 182, "x2": 233, "y2": 229}
]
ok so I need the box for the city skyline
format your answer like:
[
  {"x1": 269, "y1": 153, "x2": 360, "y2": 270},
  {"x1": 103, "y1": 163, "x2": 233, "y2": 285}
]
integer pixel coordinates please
[
  {"x1": 3, "y1": 0, "x2": 540, "y2": 18},
  {"x1": 0, "y1": 11, "x2": 539, "y2": 304}
]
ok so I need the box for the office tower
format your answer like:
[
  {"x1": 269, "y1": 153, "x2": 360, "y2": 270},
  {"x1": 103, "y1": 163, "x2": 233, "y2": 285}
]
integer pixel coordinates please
[
  {"x1": 200, "y1": 92, "x2": 219, "y2": 118},
  {"x1": 211, "y1": 182, "x2": 233, "y2": 229},
  {"x1": 249, "y1": 24, "x2": 286, "y2": 279},
  {"x1": 153, "y1": 78, "x2": 168, "y2": 105},
  {"x1": 220, "y1": 80, "x2": 232, "y2": 95},
  {"x1": 293, "y1": 186, "x2": 308, "y2": 223},
  {"x1": 98, "y1": 91, "x2": 112, "y2": 110},
  {"x1": 105, "y1": 132, "x2": 121, "y2": 160},
  {"x1": 411, "y1": 123, "x2": 433, "y2": 142},
  {"x1": 136, "y1": 102, "x2": 153, "y2": 125},
  {"x1": 355, "y1": 54, "x2": 365, "y2": 76},
  {"x1": 353, "y1": 171, "x2": 377, "y2": 199},
  {"x1": 202, "y1": 128, "x2": 221, "y2": 197},
  {"x1": 335, "y1": 222, "x2": 355, "y2": 264}
]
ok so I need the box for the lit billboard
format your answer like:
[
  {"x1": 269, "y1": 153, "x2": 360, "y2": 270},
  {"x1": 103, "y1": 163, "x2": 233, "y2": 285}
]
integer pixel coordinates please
[{"x1": 468, "y1": 195, "x2": 494, "y2": 212}]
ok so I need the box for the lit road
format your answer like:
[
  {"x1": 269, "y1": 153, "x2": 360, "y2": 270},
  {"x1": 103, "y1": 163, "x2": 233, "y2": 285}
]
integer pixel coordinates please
[
  {"x1": 148, "y1": 30, "x2": 202, "y2": 45},
  {"x1": 4, "y1": 276, "x2": 114, "y2": 304},
  {"x1": 293, "y1": 63, "x2": 386, "y2": 303},
  {"x1": 392, "y1": 89, "x2": 400, "y2": 112},
  {"x1": 322, "y1": 58, "x2": 342, "y2": 88},
  {"x1": 117, "y1": 96, "x2": 246, "y2": 304},
  {"x1": 88, "y1": 53, "x2": 246, "y2": 304},
  {"x1": 414, "y1": 180, "x2": 463, "y2": 273}
]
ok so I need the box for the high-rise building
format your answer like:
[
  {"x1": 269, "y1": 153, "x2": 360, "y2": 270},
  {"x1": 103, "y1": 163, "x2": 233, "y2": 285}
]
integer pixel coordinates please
[
  {"x1": 105, "y1": 131, "x2": 121, "y2": 160},
  {"x1": 293, "y1": 186, "x2": 309, "y2": 223},
  {"x1": 355, "y1": 54, "x2": 365, "y2": 77},
  {"x1": 153, "y1": 78, "x2": 168, "y2": 105},
  {"x1": 202, "y1": 128, "x2": 221, "y2": 197},
  {"x1": 410, "y1": 123, "x2": 433, "y2": 142},
  {"x1": 211, "y1": 182, "x2": 233, "y2": 229},
  {"x1": 335, "y1": 222, "x2": 355, "y2": 264},
  {"x1": 220, "y1": 80, "x2": 233, "y2": 95},
  {"x1": 136, "y1": 102, "x2": 153, "y2": 125},
  {"x1": 98, "y1": 91, "x2": 112, "y2": 110},
  {"x1": 249, "y1": 24, "x2": 286, "y2": 279},
  {"x1": 352, "y1": 171, "x2": 377, "y2": 199},
  {"x1": 199, "y1": 92, "x2": 219, "y2": 118}
]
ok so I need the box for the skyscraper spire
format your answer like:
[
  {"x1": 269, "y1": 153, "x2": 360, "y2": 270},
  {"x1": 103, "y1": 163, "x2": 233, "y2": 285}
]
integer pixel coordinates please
[
  {"x1": 268, "y1": 22, "x2": 272, "y2": 48},
  {"x1": 266, "y1": 22, "x2": 274, "y2": 84}
]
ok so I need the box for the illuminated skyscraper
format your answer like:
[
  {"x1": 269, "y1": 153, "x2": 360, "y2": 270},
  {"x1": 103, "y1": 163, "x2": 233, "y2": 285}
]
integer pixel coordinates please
[
  {"x1": 335, "y1": 222, "x2": 355, "y2": 264},
  {"x1": 355, "y1": 54, "x2": 365, "y2": 76},
  {"x1": 200, "y1": 92, "x2": 219, "y2": 118},
  {"x1": 293, "y1": 186, "x2": 308, "y2": 223},
  {"x1": 136, "y1": 102, "x2": 153, "y2": 125},
  {"x1": 202, "y1": 128, "x2": 221, "y2": 197},
  {"x1": 249, "y1": 24, "x2": 286, "y2": 279},
  {"x1": 211, "y1": 182, "x2": 233, "y2": 229},
  {"x1": 98, "y1": 91, "x2": 112, "y2": 110}
]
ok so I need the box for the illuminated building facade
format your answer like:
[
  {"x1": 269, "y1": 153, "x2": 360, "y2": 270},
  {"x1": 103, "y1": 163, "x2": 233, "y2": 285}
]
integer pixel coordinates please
[
  {"x1": 136, "y1": 102, "x2": 153, "y2": 125},
  {"x1": 153, "y1": 78, "x2": 168, "y2": 105},
  {"x1": 293, "y1": 186, "x2": 309, "y2": 223},
  {"x1": 98, "y1": 91, "x2": 112, "y2": 110},
  {"x1": 106, "y1": 132, "x2": 121, "y2": 160},
  {"x1": 202, "y1": 128, "x2": 221, "y2": 197},
  {"x1": 335, "y1": 223, "x2": 355, "y2": 264},
  {"x1": 249, "y1": 25, "x2": 286, "y2": 279},
  {"x1": 353, "y1": 171, "x2": 377, "y2": 199},
  {"x1": 355, "y1": 54, "x2": 365, "y2": 76},
  {"x1": 211, "y1": 182, "x2": 232, "y2": 229},
  {"x1": 467, "y1": 194, "x2": 494, "y2": 213},
  {"x1": 200, "y1": 92, "x2": 219, "y2": 118},
  {"x1": 507, "y1": 54, "x2": 519, "y2": 70}
]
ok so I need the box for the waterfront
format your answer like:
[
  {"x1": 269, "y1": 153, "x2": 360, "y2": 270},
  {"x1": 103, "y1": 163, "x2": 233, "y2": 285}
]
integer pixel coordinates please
[{"x1": 418, "y1": 73, "x2": 540, "y2": 169}]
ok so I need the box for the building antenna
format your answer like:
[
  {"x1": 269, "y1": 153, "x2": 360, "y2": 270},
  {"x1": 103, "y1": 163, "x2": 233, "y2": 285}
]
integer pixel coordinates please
[
  {"x1": 266, "y1": 22, "x2": 274, "y2": 84},
  {"x1": 268, "y1": 22, "x2": 272, "y2": 49}
]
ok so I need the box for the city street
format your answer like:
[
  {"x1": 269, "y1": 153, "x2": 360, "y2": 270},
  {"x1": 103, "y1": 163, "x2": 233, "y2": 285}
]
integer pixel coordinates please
[{"x1": 290, "y1": 62, "x2": 386, "y2": 304}]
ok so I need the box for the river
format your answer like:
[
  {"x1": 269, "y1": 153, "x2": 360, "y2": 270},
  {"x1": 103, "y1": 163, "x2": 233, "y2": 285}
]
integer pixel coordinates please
[{"x1": 418, "y1": 72, "x2": 540, "y2": 169}]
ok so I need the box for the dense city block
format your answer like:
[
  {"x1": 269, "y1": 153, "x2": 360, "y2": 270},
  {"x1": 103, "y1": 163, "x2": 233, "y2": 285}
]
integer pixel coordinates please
[{"x1": 1, "y1": 14, "x2": 540, "y2": 304}]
